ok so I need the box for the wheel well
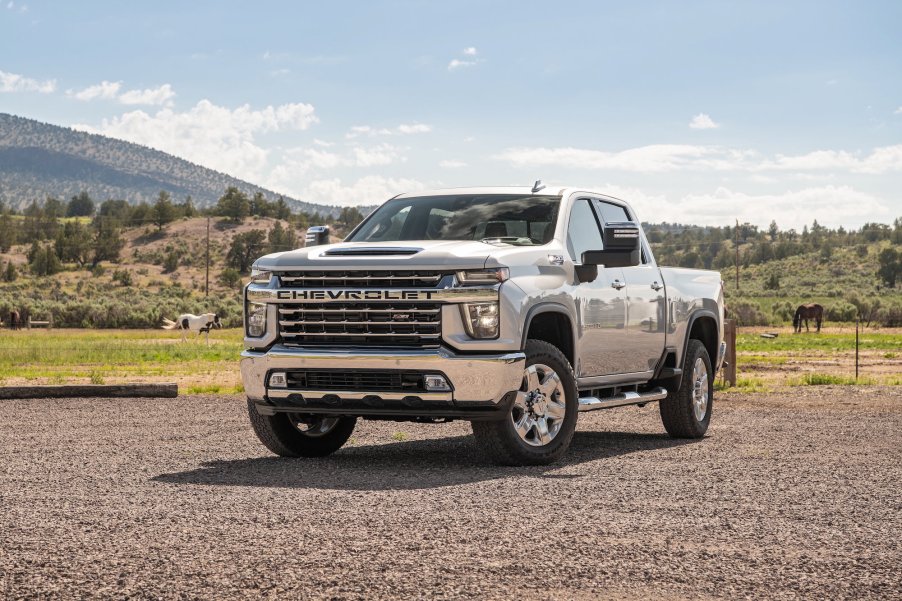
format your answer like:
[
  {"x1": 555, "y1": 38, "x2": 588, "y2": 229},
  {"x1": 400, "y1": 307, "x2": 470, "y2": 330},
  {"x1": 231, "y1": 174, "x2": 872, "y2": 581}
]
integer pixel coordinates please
[
  {"x1": 689, "y1": 315, "x2": 718, "y2": 365},
  {"x1": 526, "y1": 311, "x2": 574, "y2": 367}
]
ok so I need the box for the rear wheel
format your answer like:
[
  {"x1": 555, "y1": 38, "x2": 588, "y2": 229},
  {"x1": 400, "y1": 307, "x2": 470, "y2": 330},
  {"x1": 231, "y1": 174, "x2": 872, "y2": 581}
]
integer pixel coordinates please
[
  {"x1": 659, "y1": 339, "x2": 712, "y2": 438},
  {"x1": 247, "y1": 400, "x2": 356, "y2": 457},
  {"x1": 472, "y1": 339, "x2": 578, "y2": 466}
]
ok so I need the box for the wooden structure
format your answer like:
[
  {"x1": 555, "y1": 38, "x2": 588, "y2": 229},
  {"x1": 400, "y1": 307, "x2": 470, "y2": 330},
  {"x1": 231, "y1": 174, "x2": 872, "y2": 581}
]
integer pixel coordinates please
[
  {"x1": 0, "y1": 383, "x2": 178, "y2": 399},
  {"x1": 27, "y1": 316, "x2": 53, "y2": 329},
  {"x1": 721, "y1": 319, "x2": 737, "y2": 387}
]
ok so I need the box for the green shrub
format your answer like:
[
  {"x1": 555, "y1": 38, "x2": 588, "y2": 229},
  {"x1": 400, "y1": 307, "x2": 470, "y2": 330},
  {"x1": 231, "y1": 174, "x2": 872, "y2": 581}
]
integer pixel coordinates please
[{"x1": 112, "y1": 269, "x2": 133, "y2": 287}]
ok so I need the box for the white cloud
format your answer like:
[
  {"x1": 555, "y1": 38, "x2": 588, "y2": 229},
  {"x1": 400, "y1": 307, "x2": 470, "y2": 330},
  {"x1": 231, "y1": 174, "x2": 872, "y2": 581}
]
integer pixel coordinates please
[
  {"x1": 67, "y1": 81, "x2": 175, "y2": 106},
  {"x1": 448, "y1": 58, "x2": 478, "y2": 70},
  {"x1": 667, "y1": 185, "x2": 891, "y2": 229},
  {"x1": 68, "y1": 80, "x2": 121, "y2": 101},
  {"x1": 0, "y1": 70, "x2": 56, "y2": 93},
  {"x1": 894, "y1": 106, "x2": 902, "y2": 115},
  {"x1": 266, "y1": 143, "x2": 407, "y2": 193},
  {"x1": 448, "y1": 47, "x2": 484, "y2": 70},
  {"x1": 346, "y1": 123, "x2": 432, "y2": 138},
  {"x1": 589, "y1": 183, "x2": 891, "y2": 230},
  {"x1": 495, "y1": 144, "x2": 749, "y2": 172},
  {"x1": 301, "y1": 176, "x2": 426, "y2": 207},
  {"x1": 439, "y1": 159, "x2": 467, "y2": 168},
  {"x1": 397, "y1": 123, "x2": 432, "y2": 134},
  {"x1": 118, "y1": 83, "x2": 176, "y2": 106},
  {"x1": 495, "y1": 143, "x2": 902, "y2": 174},
  {"x1": 689, "y1": 113, "x2": 720, "y2": 129},
  {"x1": 758, "y1": 145, "x2": 902, "y2": 174},
  {"x1": 352, "y1": 143, "x2": 405, "y2": 167},
  {"x1": 75, "y1": 99, "x2": 318, "y2": 181}
]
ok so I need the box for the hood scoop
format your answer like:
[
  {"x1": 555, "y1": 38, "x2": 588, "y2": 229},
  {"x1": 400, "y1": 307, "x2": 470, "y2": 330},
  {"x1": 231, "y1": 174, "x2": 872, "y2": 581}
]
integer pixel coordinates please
[{"x1": 323, "y1": 246, "x2": 423, "y2": 257}]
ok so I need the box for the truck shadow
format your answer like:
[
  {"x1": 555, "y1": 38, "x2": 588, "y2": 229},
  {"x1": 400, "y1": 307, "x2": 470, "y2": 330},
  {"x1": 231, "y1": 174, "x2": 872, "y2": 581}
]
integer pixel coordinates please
[{"x1": 152, "y1": 430, "x2": 702, "y2": 491}]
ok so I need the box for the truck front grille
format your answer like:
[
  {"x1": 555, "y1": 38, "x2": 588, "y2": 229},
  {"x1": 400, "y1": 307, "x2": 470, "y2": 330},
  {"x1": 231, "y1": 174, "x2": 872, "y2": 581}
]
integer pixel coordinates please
[
  {"x1": 275, "y1": 270, "x2": 450, "y2": 347},
  {"x1": 278, "y1": 302, "x2": 442, "y2": 347},
  {"x1": 278, "y1": 270, "x2": 446, "y2": 288}
]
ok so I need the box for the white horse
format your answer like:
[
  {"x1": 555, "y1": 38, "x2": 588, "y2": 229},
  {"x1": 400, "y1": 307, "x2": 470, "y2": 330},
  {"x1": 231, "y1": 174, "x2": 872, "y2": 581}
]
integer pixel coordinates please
[{"x1": 162, "y1": 313, "x2": 222, "y2": 345}]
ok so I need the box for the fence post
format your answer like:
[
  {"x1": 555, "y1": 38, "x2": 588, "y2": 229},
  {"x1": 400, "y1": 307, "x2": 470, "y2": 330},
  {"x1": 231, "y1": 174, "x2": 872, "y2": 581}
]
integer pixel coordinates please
[{"x1": 723, "y1": 318, "x2": 737, "y2": 387}]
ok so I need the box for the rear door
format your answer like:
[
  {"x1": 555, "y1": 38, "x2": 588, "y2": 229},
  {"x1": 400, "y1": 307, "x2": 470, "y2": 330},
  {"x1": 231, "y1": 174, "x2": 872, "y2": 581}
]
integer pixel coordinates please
[{"x1": 592, "y1": 199, "x2": 667, "y2": 374}]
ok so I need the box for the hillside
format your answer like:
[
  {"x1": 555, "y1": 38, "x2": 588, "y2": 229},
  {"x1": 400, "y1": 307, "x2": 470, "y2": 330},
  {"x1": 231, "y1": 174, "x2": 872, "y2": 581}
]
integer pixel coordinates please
[
  {"x1": 0, "y1": 113, "x2": 337, "y2": 215},
  {"x1": 0, "y1": 212, "x2": 899, "y2": 329},
  {"x1": 0, "y1": 215, "x2": 354, "y2": 329}
]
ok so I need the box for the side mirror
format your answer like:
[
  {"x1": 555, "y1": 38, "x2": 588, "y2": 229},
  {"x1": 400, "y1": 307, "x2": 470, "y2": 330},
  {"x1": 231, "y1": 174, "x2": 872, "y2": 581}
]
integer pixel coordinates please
[
  {"x1": 581, "y1": 222, "x2": 641, "y2": 269},
  {"x1": 305, "y1": 226, "x2": 330, "y2": 247}
]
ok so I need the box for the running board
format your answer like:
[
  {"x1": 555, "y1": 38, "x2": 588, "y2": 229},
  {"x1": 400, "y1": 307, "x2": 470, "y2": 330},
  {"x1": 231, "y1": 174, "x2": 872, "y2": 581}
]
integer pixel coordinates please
[{"x1": 578, "y1": 387, "x2": 669, "y2": 412}]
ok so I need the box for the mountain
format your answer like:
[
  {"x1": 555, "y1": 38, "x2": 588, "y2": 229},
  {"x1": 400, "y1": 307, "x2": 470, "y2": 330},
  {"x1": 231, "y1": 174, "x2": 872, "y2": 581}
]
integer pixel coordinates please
[{"x1": 0, "y1": 113, "x2": 338, "y2": 215}]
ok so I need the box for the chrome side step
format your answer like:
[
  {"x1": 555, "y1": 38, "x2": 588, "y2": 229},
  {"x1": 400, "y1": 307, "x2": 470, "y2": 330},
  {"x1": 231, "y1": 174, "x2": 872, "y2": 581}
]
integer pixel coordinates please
[{"x1": 578, "y1": 387, "x2": 669, "y2": 412}]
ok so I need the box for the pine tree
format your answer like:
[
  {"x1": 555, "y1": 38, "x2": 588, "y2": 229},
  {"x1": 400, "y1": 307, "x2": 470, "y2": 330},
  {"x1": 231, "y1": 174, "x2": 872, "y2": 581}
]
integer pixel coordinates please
[{"x1": 152, "y1": 191, "x2": 176, "y2": 231}]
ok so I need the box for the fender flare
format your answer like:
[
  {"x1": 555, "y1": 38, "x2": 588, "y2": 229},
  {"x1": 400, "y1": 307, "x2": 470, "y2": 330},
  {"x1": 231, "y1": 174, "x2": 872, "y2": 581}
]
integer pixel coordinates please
[
  {"x1": 521, "y1": 303, "x2": 578, "y2": 366},
  {"x1": 680, "y1": 308, "x2": 720, "y2": 380}
]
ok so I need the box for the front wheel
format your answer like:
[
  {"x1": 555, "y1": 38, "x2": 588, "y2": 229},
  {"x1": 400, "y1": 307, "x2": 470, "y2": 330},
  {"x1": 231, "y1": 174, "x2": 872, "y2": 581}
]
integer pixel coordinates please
[
  {"x1": 247, "y1": 400, "x2": 356, "y2": 457},
  {"x1": 472, "y1": 340, "x2": 579, "y2": 466},
  {"x1": 659, "y1": 339, "x2": 713, "y2": 438}
]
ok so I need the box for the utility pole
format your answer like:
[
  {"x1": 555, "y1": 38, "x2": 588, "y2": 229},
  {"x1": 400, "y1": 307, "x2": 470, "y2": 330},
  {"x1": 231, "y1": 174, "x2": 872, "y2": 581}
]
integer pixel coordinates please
[
  {"x1": 205, "y1": 216, "x2": 210, "y2": 297},
  {"x1": 734, "y1": 219, "x2": 740, "y2": 292}
]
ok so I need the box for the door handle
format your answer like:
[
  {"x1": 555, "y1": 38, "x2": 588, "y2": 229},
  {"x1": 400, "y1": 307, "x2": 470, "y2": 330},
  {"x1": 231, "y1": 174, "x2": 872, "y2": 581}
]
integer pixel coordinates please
[
  {"x1": 611, "y1": 279, "x2": 626, "y2": 290},
  {"x1": 651, "y1": 281, "x2": 663, "y2": 291}
]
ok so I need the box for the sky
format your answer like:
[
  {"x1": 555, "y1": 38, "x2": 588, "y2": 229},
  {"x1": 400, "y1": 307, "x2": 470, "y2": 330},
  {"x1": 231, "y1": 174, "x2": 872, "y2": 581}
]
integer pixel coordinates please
[{"x1": 1, "y1": 0, "x2": 901, "y2": 229}]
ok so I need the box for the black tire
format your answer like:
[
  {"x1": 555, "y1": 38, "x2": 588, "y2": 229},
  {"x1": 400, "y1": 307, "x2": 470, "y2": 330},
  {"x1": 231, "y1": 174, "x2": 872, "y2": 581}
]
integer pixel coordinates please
[
  {"x1": 660, "y1": 339, "x2": 713, "y2": 438},
  {"x1": 472, "y1": 339, "x2": 579, "y2": 466},
  {"x1": 247, "y1": 400, "x2": 356, "y2": 457}
]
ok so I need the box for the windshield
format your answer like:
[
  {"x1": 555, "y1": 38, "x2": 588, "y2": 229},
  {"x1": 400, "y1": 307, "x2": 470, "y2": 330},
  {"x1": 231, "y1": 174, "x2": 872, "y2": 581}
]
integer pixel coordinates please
[{"x1": 348, "y1": 194, "x2": 562, "y2": 246}]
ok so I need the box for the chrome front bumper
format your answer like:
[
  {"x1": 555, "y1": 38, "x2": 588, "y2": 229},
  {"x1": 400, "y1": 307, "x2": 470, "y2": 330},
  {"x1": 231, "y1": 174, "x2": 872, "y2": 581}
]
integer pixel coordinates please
[{"x1": 240, "y1": 345, "x2": 525, "y2": 411}]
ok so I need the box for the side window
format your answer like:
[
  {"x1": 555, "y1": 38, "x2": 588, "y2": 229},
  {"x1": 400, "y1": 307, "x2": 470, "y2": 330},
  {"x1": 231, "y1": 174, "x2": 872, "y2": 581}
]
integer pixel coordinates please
[
  {"x1": 593, "y1": 200, "x2": 631, "y2": 224},
  {"x1": 566, "y1": 198, "x2": 604, "y2": 263}
]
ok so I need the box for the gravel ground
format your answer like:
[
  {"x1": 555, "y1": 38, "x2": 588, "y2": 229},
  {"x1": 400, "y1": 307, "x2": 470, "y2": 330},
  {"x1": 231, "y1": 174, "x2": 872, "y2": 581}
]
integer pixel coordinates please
[{"x1": 1, "y1": 387, "x2": 900, "y2": 600}]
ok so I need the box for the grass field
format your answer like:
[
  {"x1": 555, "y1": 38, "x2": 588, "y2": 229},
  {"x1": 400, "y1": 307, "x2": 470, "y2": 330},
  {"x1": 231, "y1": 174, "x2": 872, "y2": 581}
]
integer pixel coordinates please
[
  {"x1": 722, "y1": 326, "x2": 902, "y2": 391},
  {"x1": 0, "y1": 328, "x2": 245, "y2": 393},
  {"x1": 0, "y1": 326, "x2": 898, "y2": 394}
]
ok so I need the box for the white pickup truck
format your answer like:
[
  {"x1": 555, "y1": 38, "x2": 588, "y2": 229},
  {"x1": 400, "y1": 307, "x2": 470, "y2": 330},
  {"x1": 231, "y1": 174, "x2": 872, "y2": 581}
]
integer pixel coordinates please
[{"x1": 240, "y1": 184, "x2": 726, "y2": 465}]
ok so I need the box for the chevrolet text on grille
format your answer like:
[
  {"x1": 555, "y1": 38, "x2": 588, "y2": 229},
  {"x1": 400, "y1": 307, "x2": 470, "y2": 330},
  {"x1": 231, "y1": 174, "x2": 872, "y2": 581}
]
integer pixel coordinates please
[{"x1": 246, "y1": 287, "x2": 497, "y2": 304}]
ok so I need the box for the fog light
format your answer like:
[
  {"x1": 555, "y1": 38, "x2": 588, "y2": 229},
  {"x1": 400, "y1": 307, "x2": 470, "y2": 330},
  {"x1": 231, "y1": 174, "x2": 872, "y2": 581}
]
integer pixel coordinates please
[
  {"x1": 424, "y1": 374, "x2": 451, "y2": 392},
  {"x1": 246, "y1": 302, "x2": 267, "y2": 337},
  {"x1": 269, "y1": 372, "x2": 287, "y2": 388}
]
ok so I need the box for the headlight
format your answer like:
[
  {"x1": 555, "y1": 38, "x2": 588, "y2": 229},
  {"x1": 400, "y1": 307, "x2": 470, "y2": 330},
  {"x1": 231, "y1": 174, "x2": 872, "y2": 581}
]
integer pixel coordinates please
[
  {"x1": 456, "y1": 268, "x2": 509, "y2": 286},
  {"x1": 249, "y1": 267, "x2": 272, "y2": 284},
  {"x1": 246, "y1": 302, "x2": 267, "y2": 337},
  {"x1": 461, "y1": 302, "x2": 500, "y2": 339}
]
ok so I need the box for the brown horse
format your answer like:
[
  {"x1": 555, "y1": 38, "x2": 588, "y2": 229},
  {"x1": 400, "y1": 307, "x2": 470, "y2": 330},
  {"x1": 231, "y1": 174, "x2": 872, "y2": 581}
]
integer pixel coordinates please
[
  {"x1": 793, "y1": 303, "x2": 824, "y2": 333},
  {"x1": 7, "y1": 309, "x2": 19, "y2": 330}
]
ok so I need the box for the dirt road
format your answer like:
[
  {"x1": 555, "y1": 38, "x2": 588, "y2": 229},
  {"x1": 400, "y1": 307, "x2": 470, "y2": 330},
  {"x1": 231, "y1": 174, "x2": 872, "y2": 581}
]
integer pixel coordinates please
[{"x1": 1, "y1": 388, "x2": 900, "y2": 599}]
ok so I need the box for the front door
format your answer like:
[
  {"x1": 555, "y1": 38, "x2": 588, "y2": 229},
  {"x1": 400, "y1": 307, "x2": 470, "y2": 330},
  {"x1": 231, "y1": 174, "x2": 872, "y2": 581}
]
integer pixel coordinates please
[
  {"x1": 592, "y1": 199, "x2": 667, "y2": 373},
  {"x1": 566, "y1": 198, "x2": 631, "y2": 377}
]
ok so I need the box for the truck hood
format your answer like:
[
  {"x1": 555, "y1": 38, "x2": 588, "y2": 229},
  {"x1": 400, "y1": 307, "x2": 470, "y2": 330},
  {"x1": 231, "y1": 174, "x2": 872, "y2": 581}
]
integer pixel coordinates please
[{"x1": 254, "y1": 240, "x2": 500, "y2": 271}]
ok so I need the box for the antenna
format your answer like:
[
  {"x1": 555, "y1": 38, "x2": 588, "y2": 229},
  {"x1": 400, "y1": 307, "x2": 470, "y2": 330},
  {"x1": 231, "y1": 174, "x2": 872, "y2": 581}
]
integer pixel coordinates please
[{"x1": 532, "y1": 179, "x2": 545, "y2": 193}]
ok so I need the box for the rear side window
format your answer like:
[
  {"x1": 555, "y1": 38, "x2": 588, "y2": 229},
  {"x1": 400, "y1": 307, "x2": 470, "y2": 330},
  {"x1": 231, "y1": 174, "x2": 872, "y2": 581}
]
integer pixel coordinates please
[{"x1": 566, "y1": 198, "x2": 604, "y2": 263}]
